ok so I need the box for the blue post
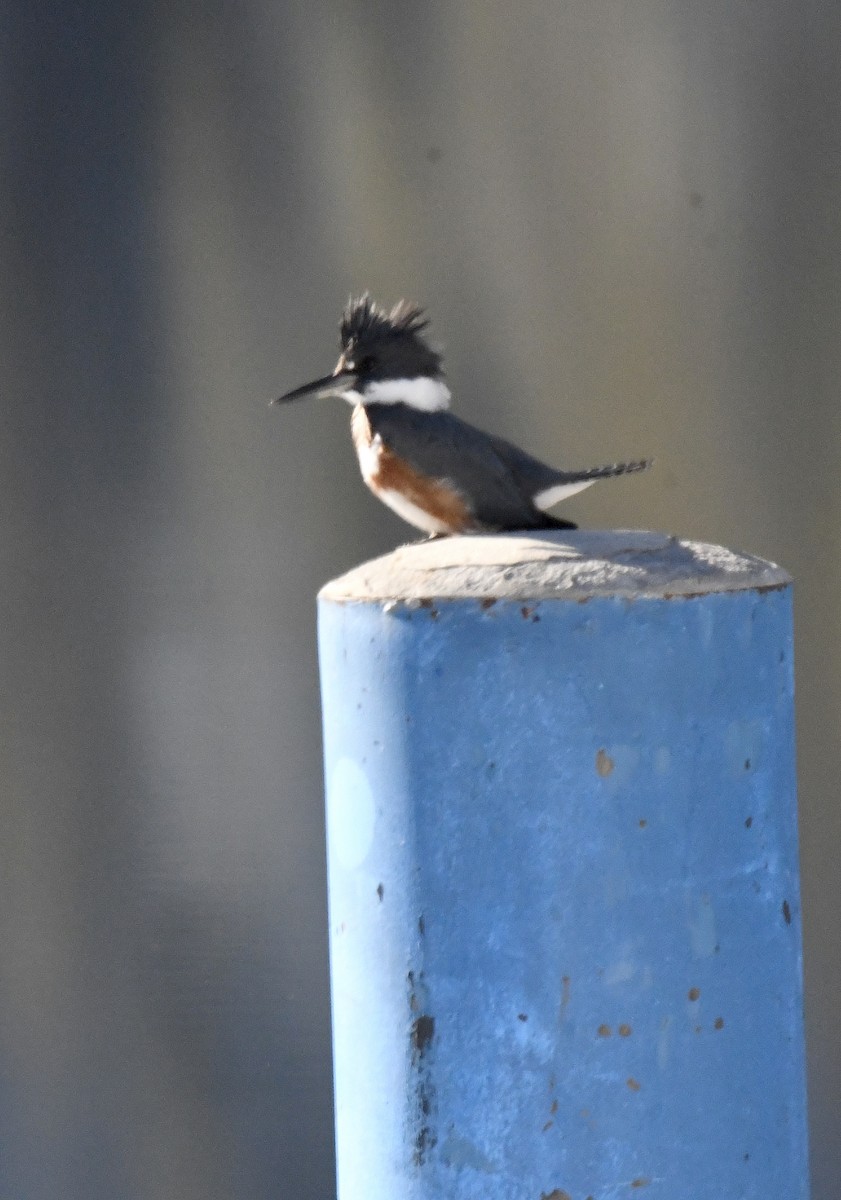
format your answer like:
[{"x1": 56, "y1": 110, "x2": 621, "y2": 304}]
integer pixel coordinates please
[{"x1": 317, "y1": 531, "x2": 809, "y2": 1200}]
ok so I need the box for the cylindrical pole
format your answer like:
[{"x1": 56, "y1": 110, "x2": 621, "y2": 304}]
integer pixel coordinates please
[{"x1": 317, "y1": 531, "x2": 809, "y2": 1200}]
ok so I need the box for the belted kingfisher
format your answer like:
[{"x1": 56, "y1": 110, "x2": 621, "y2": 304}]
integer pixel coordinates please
[{"x1": 273, "y1": 296, "x2": 651, "y2": 535}]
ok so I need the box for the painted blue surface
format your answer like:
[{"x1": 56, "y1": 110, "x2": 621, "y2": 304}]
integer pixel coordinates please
[{"x1": 318, "y1": 586, "x2": 808, "y2": 1200}]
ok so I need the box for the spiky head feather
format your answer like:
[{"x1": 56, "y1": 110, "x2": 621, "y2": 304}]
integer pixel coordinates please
[
  {"x1": 340, "y1": 295, "x2": 430, "y2": 349},
  {"x1": 338, "y1": 294, "x2": 441, "y2": 382}
]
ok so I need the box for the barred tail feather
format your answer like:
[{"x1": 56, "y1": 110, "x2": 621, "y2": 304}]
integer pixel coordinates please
[{"x1": 532, "y1": 459, "x2": 652, "y2": 512}]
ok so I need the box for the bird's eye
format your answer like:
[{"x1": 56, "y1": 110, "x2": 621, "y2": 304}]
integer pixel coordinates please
[{"x1": 357, "y1": 354, "x2": 374, "y2": 373}]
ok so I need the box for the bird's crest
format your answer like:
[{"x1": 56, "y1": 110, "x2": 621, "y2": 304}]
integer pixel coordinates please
[{"x1": 340, "y1": 294, "x2": 429, "y2": 350}]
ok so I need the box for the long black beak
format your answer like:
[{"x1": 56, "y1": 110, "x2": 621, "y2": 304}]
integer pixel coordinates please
[{"x1": 271, "y1": 370, "x2": 356, "y2": 405}]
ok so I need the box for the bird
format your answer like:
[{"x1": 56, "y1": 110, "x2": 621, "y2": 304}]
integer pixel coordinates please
[{"x1": 272, "y1": 295, "x2": 650, "y2": 536}]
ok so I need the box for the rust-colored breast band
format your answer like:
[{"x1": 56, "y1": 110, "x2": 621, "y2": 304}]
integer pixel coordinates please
[
  {"x1": 372, "y1": 444, "x2": 476, "y2": 532},
  {"x1": 351, "y1": 405, "x2": 475, "y2": 533}
]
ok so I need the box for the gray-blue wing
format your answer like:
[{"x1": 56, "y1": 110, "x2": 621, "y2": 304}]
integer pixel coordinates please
[{"x1": 364, "y1": 404, "x2": 569, "y2": 530}]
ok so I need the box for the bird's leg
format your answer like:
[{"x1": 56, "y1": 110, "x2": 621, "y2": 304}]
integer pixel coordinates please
[{"x1": 408, "y1": 531, "x2": 449, "y2": 545}]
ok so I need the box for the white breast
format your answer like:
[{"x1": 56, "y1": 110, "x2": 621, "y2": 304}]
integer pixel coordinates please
[
  {"x1": 356, "y1": 430, "x2": 383, "y2": 482},
  {"x1": 373, "y1": 488, "x2": 453, "y2": 534}
]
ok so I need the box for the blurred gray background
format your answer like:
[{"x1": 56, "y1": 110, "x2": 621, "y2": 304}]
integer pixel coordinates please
[{"x1": 1, "y1": 1, "x2": 838, "y2": 1196}]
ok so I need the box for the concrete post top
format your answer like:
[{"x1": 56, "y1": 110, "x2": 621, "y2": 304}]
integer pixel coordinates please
[{"x1": 319, "y1": 530, "x2": 791, "y2": 603}]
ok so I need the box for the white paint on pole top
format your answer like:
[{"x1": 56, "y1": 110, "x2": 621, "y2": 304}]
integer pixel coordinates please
[{"x1": 319, "y1": 530, "x2": 791, "y2": 603}]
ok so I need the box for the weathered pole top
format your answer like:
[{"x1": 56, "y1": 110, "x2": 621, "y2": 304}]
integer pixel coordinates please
[{"x1": 319, "y1": 530, "x2": 790, "y2": 604}]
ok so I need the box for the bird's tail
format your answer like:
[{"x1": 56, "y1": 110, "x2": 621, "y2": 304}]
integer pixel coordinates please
[
  {"x1": 532, "y1": 458, "x2": 652, "y2": 513},
  {"x1": 559, "y1": 458, "x2": 653, "y2": 484}
]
